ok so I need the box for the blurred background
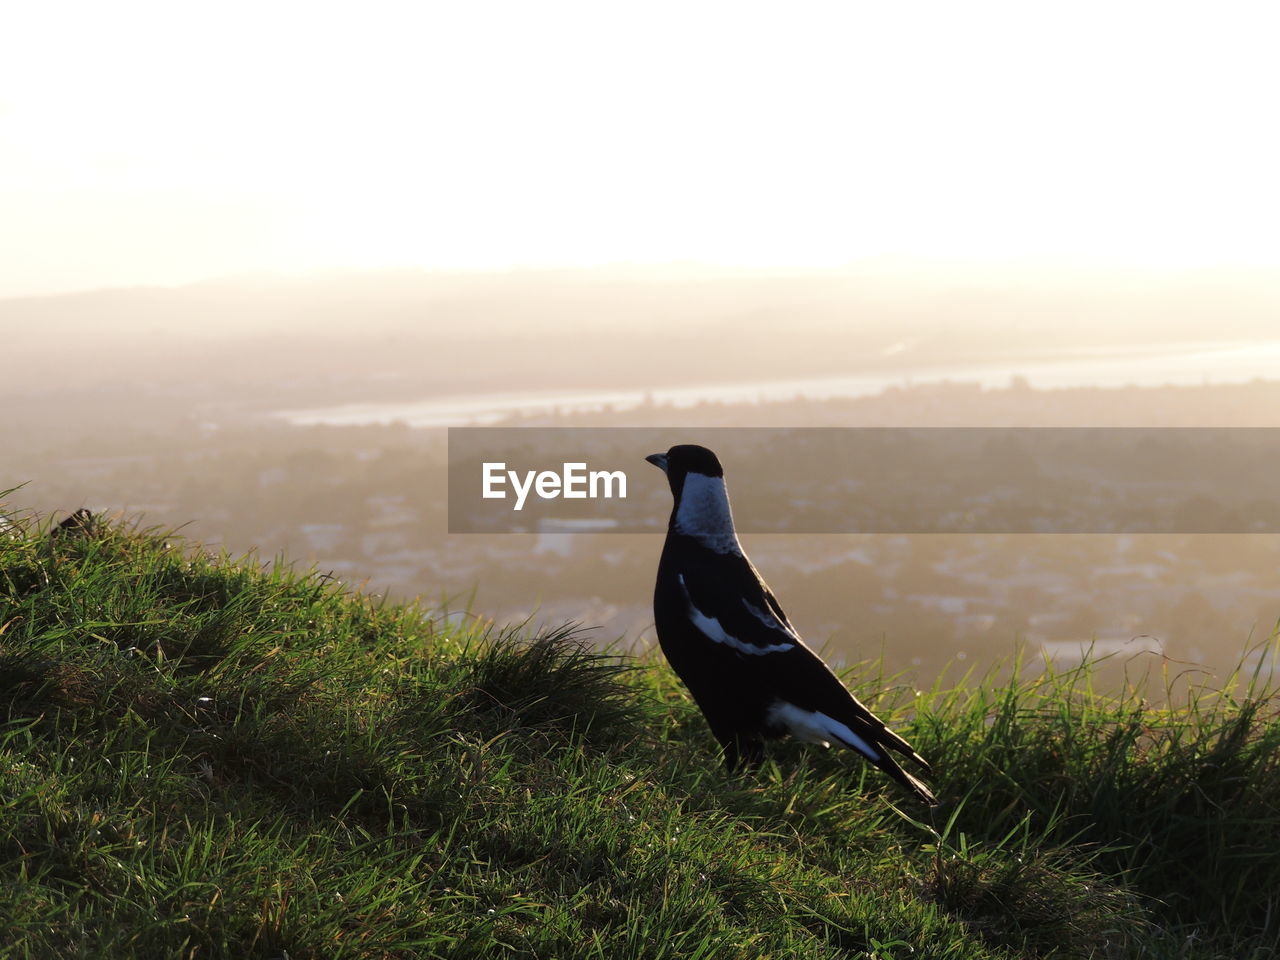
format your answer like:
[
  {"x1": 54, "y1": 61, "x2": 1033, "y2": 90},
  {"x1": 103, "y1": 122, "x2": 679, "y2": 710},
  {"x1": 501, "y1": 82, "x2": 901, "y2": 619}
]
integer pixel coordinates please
[{"x1": 5, "y1": 1, "x2": 1280, "y2": 685}]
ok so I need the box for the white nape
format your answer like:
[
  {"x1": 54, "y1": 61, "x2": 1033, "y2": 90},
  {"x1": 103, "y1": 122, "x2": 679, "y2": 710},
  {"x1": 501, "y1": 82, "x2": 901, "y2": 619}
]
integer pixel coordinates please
[
  {"x1": 766, "y1": 701, "x2": 881, "y2": 761},
  {"x1": 672, "y1": 473, "x2": 743, "y2": 554}
]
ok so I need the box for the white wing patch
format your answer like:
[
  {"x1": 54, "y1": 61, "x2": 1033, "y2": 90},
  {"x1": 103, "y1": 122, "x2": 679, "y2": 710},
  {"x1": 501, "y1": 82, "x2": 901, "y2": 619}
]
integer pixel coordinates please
[
  {"x1": 677, "y1": 575, "x2": 795, "y2": 655},
  {"x1": 766, "y1": 701, "x2": 882, "y2": 761},
  {"x1": 744, "y1": 598, "x2": 791, "y2": 634}
]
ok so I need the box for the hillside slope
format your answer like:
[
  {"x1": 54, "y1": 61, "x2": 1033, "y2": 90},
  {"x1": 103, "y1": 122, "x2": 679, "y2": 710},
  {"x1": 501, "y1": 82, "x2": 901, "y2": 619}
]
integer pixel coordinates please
[{"x1": 2, "y1": 507, "x2": 1279, "y2": 958}]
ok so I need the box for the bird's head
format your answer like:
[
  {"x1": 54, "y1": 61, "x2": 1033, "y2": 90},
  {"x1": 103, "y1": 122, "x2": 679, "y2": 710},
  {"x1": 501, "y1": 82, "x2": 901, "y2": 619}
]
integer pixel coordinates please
[
  {"x1": 646, "y1": 444, "x2": 739, "y2": 549},
  {"x1": 645, "y1": 444, "x2": 722, "y2": 488}
]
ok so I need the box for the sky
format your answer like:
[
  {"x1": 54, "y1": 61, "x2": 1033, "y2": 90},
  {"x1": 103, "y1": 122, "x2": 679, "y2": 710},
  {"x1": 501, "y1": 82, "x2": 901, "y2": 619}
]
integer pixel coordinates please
[{"x1": 2, "y1": 1, "x2": 1279, "y2": 298}]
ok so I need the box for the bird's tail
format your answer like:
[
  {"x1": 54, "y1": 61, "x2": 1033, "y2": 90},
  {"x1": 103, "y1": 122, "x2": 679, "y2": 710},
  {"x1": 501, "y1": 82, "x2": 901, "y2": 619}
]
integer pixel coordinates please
[
  {"x1": 876, "y1": 725, "x2": 932, "y2": 773},
  {"x1": 874, "y1": 750, "x2": 937, "y2": 805},
  {"x1": 832, "y1": 724, "x2": 936, "y2": 804},
  {"x1": 846, "y1": 716, "x2": 936, "y2": 802}
]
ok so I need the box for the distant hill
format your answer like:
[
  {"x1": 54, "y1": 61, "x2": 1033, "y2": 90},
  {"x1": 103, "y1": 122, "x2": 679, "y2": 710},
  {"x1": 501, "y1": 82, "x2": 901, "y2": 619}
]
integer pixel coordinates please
[{"x1": 7, "y1": 263, "x2": 1280, "y2": 397}]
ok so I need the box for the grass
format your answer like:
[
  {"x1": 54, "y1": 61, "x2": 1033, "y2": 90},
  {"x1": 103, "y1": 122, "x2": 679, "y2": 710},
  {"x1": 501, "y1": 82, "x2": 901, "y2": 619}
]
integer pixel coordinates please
[{"x1": 2, "y1": 506, "x2": 1280, "y2": 958}]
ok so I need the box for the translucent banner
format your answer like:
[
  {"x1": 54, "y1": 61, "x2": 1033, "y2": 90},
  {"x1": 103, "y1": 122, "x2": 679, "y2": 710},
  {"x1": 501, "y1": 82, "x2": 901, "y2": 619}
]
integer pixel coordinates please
[{"x1": 447, "y1": 427, "x2": 1280, "y2": 534}]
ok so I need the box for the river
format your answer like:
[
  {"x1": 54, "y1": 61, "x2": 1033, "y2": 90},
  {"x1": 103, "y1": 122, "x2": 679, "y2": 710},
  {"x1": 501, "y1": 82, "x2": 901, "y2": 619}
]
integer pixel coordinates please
[{"x1": 276, "y1": 339, "x2": 1280, "y2": 427}]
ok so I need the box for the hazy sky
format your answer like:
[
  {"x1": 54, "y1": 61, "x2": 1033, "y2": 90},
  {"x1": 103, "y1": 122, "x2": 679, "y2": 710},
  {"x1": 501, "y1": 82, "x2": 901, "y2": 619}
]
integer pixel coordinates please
[{"x1": 3, "y1": 1, "x2": 1278, "y2": 298}]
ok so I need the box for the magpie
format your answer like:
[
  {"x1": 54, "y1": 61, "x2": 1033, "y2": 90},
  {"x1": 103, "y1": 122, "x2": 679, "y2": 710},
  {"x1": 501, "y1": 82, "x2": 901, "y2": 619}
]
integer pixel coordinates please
[
  {"x1": 647, "y1": 444, "x2": 936, "y2": 804},
  {"x1": 52, "y1": 508, "x2": 98, "y2": 539}
]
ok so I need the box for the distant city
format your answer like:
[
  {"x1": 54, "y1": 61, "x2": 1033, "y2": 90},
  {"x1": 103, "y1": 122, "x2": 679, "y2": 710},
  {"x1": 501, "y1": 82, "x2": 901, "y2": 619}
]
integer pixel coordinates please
[{"x1": 8, "y1": 369, "x2": 1280, "y2": 688}]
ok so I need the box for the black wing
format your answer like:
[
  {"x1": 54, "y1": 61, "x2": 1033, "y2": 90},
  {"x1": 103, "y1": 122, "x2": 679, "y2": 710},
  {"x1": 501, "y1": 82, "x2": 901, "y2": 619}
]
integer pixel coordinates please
[
  {"x1": 674, "y1": 541, "x2": 931, "y2": 775},
  {"x1": 670, "y1": 545, "x2": 805, "y2": 657}
]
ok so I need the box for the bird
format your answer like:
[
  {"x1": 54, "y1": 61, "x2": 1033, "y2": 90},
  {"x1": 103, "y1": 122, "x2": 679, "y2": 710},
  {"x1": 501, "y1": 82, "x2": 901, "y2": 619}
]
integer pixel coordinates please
[
  {"x1": 647, "y1": 443, "x2": 936, "y2": 804},
  {"x1": 51, "y1": 508, "x2": 98, "y2": 539}
]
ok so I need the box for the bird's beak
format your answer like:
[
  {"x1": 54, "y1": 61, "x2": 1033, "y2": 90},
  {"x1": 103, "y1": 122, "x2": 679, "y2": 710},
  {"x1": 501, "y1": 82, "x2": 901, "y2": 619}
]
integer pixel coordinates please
[{"x1": 645, "y1": 453, "x2": 669, "y2": 473}]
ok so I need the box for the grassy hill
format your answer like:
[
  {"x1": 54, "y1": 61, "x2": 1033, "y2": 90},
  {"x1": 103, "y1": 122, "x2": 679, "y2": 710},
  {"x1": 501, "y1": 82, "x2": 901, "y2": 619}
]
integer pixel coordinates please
[{"x1": 2, "y1": 507, "x2": 1279, "y2": 958}]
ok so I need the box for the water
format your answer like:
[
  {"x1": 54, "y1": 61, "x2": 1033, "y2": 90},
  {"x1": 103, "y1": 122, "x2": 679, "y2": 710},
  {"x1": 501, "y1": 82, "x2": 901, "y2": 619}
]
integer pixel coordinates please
[{"x1": 275, "y1": 339, "x2": 1280, "y2": 428}]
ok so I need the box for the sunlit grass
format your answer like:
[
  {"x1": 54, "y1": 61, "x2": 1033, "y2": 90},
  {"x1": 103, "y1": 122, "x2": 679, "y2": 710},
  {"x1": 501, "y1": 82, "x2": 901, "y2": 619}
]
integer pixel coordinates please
[{"x1": 2, "y1": 504, "x2": 1278, "y2": 958}]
